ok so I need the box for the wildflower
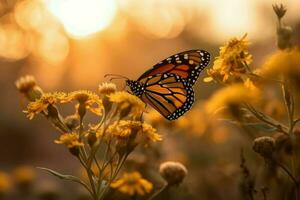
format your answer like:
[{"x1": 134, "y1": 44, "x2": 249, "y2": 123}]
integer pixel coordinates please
[
  {"x1": 25, "y1": 92, "x2": 67, "y2": 120},
  {"x1": 0, "y1": 171, "x2": 11, "y2": 194},
  {"x1": 12, "y1": 166, "x2": 35, "y2": 188},
  {"x1": 64, "y1": 90, "x2": 103, "y2": 119},
  {"x1": 111, "y1": 172, "x2": 153, "y2": 196},
  {"x1": 159, "y1": 161, "x2": 187, "y2": 186},
  {"x1": 15, "y1": 75, "x2": 43, "y2": 101},
  {"x1": 55, "y1": 133, "x2": 84, "y2": 156},
  {"x1": 108, "y1": 91, "x2": 145, "y2": 119},
  {"x1": 253, "y1": 136, "x2": 276, "y2": 158},
  {"x1": 204, "y1": 34, "x2": 252, "y2": 83},
  {"x1": 99, "y1": 82, "x2": 117, "y2": 113},
  {"x1": 107, "y1": 120, "x2": 161, "y2": 155},
  {"x1": 107, "y1": 120, "x2": 162, "y2": 142},
  {"x1": 205, "y1": 83, "x2": 259, "y2": 116},
  {"x1": 98, "y1": 82, "x2": 117, "y2": 95}
]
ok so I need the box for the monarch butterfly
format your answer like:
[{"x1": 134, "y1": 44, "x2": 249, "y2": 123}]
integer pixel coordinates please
[{"x1": 107, "y1": 50, "x2": 210, "y2": 120}]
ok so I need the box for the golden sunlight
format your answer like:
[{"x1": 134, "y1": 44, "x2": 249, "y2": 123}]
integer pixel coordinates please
[{"x1": 45, "y1": 0, "x2": 117, "y2": 38}]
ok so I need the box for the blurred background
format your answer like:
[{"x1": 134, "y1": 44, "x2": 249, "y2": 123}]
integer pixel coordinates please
[{"x1": 1, "y1": 0, "x2": 300, "y2": 199}]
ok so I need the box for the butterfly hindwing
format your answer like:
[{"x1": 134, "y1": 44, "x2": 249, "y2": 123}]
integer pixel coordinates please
[
  {"x1": 138, "y1": 49, "x2": 210, "y2": 85},
  {"x1": 140, "y1": 73, "x2": 194, "y2": 120}
]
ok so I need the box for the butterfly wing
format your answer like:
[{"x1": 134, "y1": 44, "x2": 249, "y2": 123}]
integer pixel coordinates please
[
  {"x1": 138, "y1": 50, "x2": 210, "y2": 85},
  {"x1": 140, "y1": 73, "x2": 194, "y2": 120}
]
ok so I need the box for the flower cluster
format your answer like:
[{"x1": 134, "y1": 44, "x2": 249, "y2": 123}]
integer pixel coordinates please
[
  {"x1": 204, "y1": 34, "x2": 252, "y2": 83},
  {"x1": 16, "y1": 78, "x2": 162, "y2": 200},
  {"x1": 110, "y1": 172, "x2": 153, "y2": 196}
]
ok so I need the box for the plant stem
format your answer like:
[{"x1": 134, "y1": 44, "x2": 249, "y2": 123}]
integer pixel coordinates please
[
  {"x1": 276, "y1": 160, "x2": 298, "y2": 186},
  {"x1": 282, "y1": 82, "x2": 298, "y2": 200},
  {"x1": 147, "y1": 184, "x2": 168, "y2": 200}
]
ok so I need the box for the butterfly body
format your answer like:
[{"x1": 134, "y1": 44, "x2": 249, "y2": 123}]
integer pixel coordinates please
[{"x1": 126, "y1": 49, "x2": 210, "y2": 120}]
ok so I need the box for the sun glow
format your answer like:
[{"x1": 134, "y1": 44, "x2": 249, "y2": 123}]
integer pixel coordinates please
[{"x1": 45, "y1": 0, "x2": 117, "y2": 38}]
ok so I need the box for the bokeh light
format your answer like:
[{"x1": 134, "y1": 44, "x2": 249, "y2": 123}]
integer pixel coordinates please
[{"x1": 45, "y1": 0, "x2": 117, "y2": 38}]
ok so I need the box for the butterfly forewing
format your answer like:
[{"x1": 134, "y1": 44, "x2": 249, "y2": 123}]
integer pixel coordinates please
[
  {"x1": 140, "y1": 73, "x2": 194, "y2": 120},
  {"x1": 138, "y1": 50, "x2": 210, "y2": 86}
]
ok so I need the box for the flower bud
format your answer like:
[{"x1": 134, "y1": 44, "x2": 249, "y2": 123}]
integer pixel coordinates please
[
  {"x1": 98, "y1": 82, "x2": 117, "y2": 95},
  {"x1": 159, "y1": 161, "x2": 187, "y2": 186},
  {"x1": 253, "y1": 136, "x2": 276, "y2": 158},
  {"x1": 64, "y1": 115, "x2": 79, "y2": 130},
  {"x1": 15, "y1": 75, "x2": 43, "y2": 101},
  {"x1": 87, "y1": 130, "x2": 97, "y2": 147}
]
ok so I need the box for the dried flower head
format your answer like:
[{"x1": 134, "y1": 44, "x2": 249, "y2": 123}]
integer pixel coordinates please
[
  {"x1": 55, "y1": 133, "x2": 84, "y2": 156},
  {"x1": 0, "y1": 171, "x2": 11, "y2": 193},
  {"x1": 13, "y1": 166, "x2": 35, "y2": 187},
  {"x1": 15, "y1": 75, "x2": 36, "y2": 93},
  {"x1": 159, "y1": 161, "x2": 187, "y2": 185},
  {"x1": 253, "y1": 136, "x2": 276, "y2": 158},
  {"x1": 273, "y1": 4, "x2": 287, "y2": 20},
  {"x1": 25, "y1": 92, "x2": 67, "y2": 120},
  {"x1": 110, "y1": 172, "x2": 153, "y2": 196},
  {"x1": 204, "y1": 34, "x2": 252, "y2": 83},
  {"x1": 108, "y1": 91, "x2": 145, "y2": 118},
  {"x1": 98, "y1": 82, "x2": 117, "y2": 95},
  {"x1": 15, "y1": 75, "x2": 43, "y2": 101}
]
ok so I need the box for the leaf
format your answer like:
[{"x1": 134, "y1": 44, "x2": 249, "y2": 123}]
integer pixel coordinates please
[
  {"x1": 217, "y1": 119, "x2": 277, "y2": 133},
  {"x1": 241, "y1": 123, "x2": 277, "y2": 133},
  {"x1": 37, "y1": 167, "x2": 92, "y2": 194}
]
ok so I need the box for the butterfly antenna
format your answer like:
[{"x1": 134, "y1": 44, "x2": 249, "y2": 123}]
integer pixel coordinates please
[{"x1": 104, "y1": 73, "x2": 129, "y2": 80}]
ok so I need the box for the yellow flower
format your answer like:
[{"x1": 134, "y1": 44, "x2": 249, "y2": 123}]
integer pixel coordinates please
[
  {"x1": 204, "y1": 34, "x2": 252, "y2": 83},
  {"x1": 12, "y1": 166, "x2": 35, "y2": 186},
  {"x1": 55, "y1": 133, "x2": 84, "y2": 148},
  {"x1": 0, "y1": 171, "x2": 11, "y2": 193},
  {"x1": 107, "y1": 120, "x2": 162, "y2": 142},
  {"x1": 108, "y1": 91, "x2": 145, "y2": 118},
  {"x1": 259, "y1": 48, "x2": 300, "y2": 81},
  {"x1": 25, "y1": 92, "x2": 67, "y2": 120},
  {"x1": 111, "y1": 172, "x2": 153, "y2": 196},
  {"x1": 206, "y1": 83, "x2": 259, "y2": 115},
  {"x1": 64, "y1": 90, "x2": 103, "y2": 117},
  {"x1": 98, "y1": 82, "x2": 117, "y2": 95}
]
